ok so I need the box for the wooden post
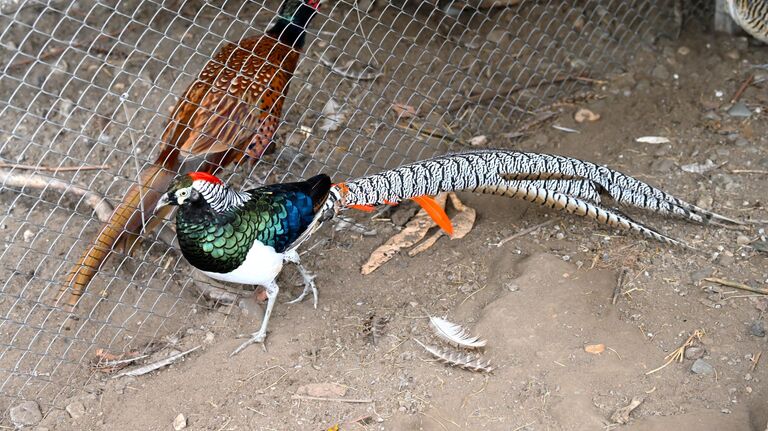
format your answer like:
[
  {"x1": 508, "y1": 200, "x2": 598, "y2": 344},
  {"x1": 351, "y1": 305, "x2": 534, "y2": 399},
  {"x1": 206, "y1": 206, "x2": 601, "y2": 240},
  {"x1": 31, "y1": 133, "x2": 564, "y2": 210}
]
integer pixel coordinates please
[{"x1": 714, "y1": 0, "x2": 741, "y2": 35}]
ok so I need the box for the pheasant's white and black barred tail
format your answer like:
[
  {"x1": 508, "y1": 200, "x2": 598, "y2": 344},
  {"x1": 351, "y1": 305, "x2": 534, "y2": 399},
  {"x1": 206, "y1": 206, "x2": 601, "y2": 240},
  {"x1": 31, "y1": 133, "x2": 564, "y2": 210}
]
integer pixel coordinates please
[{"x1": 326, "y1": 150, "x2": 740, "y2": 248}]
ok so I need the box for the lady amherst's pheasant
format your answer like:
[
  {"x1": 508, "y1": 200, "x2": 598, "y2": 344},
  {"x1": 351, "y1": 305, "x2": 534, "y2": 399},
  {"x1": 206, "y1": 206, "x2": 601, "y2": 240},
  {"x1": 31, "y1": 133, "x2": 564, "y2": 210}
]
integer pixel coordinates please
[{"x1": 158, "y1": 150, "x2": 740, "y2": 355}]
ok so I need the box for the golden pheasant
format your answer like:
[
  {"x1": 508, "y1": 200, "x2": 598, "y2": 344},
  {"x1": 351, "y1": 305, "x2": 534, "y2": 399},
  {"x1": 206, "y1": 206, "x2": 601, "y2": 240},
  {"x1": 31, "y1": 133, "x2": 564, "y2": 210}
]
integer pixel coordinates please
[{"x1": 57, "y1": 0, "x2": 321, "y2": 312}]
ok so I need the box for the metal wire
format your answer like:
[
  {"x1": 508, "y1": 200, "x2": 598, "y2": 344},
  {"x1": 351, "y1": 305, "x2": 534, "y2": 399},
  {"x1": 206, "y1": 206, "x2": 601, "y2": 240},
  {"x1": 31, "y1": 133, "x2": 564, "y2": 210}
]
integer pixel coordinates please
[{"x1": 0, "y1": 0, "x2": 707, "y2": 422}]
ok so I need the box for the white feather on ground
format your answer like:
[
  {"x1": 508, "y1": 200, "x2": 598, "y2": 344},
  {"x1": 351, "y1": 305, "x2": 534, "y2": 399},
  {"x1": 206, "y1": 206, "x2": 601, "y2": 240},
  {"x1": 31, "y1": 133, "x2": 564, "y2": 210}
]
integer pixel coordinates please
[{"x1": 429, "y1": 316, "x2": 487, "y2": 348}]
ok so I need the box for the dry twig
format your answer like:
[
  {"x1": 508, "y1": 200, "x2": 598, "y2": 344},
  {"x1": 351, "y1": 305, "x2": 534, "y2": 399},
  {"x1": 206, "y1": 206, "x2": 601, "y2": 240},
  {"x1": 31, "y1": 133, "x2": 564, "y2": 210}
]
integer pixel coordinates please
[
  {"x1": 0, "y1": 163, "x2": 109, "y2": 172},
  {"x1": 290, "y1": 395, "x2": 373, "y2": 403},
  {"x1": 703, "y1": 277, "x2": 768, "y2": 296},
  {"x1": 645, "y1": 330, "x2": 704, "y2": 375},
  {"x1": 612, "y1": 268, "x2": 629, "y2": 305},
  {"x1": 493, "y1": 218, "x2": 558, "y2": 247},
  {"x1": 0, "y1": 170, "x2": 113, "y2": 222},
  {"x1": 730, "y1": 74, "x2": 754, "y2": 103},
  {"x1": 113, "y1": 345, "x2": 200, "y2": 378}
]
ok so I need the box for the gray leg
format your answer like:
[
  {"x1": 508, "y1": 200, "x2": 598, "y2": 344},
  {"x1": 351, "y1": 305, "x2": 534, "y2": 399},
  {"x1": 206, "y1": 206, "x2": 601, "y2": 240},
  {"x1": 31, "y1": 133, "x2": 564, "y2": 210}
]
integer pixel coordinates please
[
  {"x1": 230, "y1": 281, "x2": 278, "y2": 357},
  {"x1": 283, "y1": 250, "x2": 318, "y2": 308}
]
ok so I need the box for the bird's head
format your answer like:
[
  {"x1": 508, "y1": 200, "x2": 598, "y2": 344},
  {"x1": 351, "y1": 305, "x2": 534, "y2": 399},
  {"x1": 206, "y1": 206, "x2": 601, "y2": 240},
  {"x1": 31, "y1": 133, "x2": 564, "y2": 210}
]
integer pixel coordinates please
[
  {"x1": 155, "y1": 172, "x2": 226, "y2": 212},
  {"x1": 279, "y1": 0, "x2": 320, "y2": 24}
]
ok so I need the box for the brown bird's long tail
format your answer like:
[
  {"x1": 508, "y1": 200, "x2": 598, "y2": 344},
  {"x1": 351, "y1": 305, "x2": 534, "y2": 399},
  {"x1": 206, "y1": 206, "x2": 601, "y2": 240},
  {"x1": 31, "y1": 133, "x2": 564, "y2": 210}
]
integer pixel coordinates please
[{"x1": 55, "y1": 164, "x2": 176, "y2": 311}]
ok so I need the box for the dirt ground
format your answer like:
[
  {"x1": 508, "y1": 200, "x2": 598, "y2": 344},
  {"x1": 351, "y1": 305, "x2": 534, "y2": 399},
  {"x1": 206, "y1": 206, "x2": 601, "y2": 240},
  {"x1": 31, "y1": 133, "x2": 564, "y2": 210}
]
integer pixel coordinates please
[{"x1": 2, "y1": 2, "x2": 768, "y2": 431}]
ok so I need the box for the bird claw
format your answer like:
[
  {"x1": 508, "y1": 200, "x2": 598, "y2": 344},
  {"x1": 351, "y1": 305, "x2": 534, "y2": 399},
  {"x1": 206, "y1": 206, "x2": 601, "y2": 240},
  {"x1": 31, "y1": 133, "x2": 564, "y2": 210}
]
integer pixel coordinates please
[
  {"x1": 230, "y1": 331, "x2": 267, "y2": 357},
  {"x1": 285, "y1": 280, "x2": 318, "y2": 308}
]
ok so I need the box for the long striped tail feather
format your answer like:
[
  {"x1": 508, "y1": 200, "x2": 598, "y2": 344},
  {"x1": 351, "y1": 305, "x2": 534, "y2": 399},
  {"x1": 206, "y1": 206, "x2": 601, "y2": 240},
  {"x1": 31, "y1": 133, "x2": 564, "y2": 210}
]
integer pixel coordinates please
[{"x1": 321, "y1": 149, "x2": 739, "y2": 248}]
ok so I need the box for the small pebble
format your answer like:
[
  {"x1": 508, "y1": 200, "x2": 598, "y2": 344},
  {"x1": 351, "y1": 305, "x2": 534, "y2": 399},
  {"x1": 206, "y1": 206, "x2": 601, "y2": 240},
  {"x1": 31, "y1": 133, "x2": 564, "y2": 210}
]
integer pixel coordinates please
[
  {"x1": 684, "y1": 346, "x2": 705, "y2": 360},
  {"x1": 204, "y1": 332, "x2": 215, "y2": 344},
  {"x1": 651, "y1": 64, "x2": 670, "y2": 80},
  {"x1": 727, "y1": 102, "x2": 752, "y2": 118},
  {"x1": 469, "y1": 135, "x2": 488, "y2": 147},
  {"x1": 677, "y1": 46, "x2": 690, "y2": 55},
  {"x1": 750, "y1": 321, "x2": 765, "y2": 337},
  {"x1": 506, "y1": 283, "x2": 519, "y2": 292},
  {"x1": 173, "y1": 413, "x2": 187, "y2": 430},
  {"x1": 744, "y1": 373, "x2": 752, "y2": 381},
  {"x1": 23, "y1": 229, "x2": 35, "y2": 242},
  {"x1": 691, "y1": 358, "x2": 715, "y2": 375},
  {"x1": 10, "y1": 401, "x2": 43, "y2": 427},
  {"x1": 66, "y1": 401, "x2": 86, "y2": 419}
]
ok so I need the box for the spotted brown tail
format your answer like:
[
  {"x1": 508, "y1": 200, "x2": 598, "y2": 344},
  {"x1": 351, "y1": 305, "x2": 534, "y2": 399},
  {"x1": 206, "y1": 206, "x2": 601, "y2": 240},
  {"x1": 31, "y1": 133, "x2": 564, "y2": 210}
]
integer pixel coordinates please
[
  {"x1": 320, "y1": 150, "x2": 740, "y2": 248},
  {"x1": 55, "y1": 165, "x2": 175, "y2": 311}
]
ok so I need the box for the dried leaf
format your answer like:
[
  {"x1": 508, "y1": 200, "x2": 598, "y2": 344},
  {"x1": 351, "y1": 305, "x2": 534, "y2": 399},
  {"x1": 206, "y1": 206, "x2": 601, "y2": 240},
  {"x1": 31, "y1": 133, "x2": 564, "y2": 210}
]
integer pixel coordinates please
[
  {"x1": 574, "y1": 108, "x2": 600, "y2": 123},
  {"x1": 635, "y1": 136, "x2": 670, "y2": 144},
  {"x1": 414, "y1": 339, "x2": 493, "y2": 373},
  {"x1": 447, "y1": 193, "x2": 475, "y2": 239},
  {"x1": 361, "y1": 194, "x2": 447, "y2": 274},
  {"x1": 407, "y1": 230, "x2": 443, "y2": 256},
  {"x1": 409, "y1": 193, "x2": 475, "y2": 256},
  {"x1": 297, "y1": 383, "x2": 347, "y2": 398},
  {"x1": 585, "y1": 343, "x2": 605, "y2": 354},
  {"x1": 391, "y1": 103, "x2": 418, "y2": 120},
  {"x1": 429, "y1": 316, "x2": 487, "y2": 348}
]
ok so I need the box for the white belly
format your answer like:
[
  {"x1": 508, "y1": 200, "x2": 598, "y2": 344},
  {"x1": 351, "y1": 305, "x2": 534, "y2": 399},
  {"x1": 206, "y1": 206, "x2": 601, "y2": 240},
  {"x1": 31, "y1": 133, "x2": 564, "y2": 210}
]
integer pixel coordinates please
[{"x1": 201, "y1": 241, "x2": 284, "y2": 286}]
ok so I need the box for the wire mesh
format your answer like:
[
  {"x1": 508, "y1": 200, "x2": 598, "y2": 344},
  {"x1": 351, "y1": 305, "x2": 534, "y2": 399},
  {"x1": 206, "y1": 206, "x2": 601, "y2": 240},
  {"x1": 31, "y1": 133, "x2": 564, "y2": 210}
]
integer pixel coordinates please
[{"x1": 0, "y1": 0, "x2": 703, "y2": 422}]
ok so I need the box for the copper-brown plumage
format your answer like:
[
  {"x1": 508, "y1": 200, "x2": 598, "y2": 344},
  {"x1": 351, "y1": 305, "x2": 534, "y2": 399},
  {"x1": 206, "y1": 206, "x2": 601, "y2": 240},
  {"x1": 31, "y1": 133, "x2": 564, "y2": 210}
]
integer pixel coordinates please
[{"x1": 57, "y1": 0, "x2": 321, "y2": 312}]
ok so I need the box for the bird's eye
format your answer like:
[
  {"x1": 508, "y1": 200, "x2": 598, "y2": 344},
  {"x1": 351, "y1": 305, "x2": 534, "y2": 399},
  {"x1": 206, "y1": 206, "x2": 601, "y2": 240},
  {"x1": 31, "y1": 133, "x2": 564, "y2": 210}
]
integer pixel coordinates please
[{"x1": 178, "y1": 190, "x2": 188, "y2": 197}]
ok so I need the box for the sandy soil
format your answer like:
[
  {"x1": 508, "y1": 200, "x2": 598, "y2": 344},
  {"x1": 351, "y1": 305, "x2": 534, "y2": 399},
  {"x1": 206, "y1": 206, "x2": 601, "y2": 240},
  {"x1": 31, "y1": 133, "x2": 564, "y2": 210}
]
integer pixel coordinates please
[{"x1": 1, "y1": 1, "x2": 767, "y2": 430}]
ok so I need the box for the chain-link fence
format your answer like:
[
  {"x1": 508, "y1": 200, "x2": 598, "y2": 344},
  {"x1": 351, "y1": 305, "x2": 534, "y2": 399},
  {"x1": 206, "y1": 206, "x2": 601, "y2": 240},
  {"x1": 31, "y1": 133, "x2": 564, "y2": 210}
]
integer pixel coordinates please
[{"x1": 0, "y1": 0, "x2": 713, "y2": 422}]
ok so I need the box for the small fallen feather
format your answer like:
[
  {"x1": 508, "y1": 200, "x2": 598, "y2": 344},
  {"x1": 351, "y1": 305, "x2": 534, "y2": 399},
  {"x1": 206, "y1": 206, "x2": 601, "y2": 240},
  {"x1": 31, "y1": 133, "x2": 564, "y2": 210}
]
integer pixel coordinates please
[
  {"x1": 574, "y1": 108, "x2": 600, "y2": 123},
  {"x1": 552, "y1": 124, "x2": 580, "y2": 133},
  {"x1": 414, "y1": 339, "x2": 493, "y2": 372},
  {"x1": 113, "y1": 345, "x2": 200, "y2": 378},
  {"x1": 610, "y1": 396, "x2": 644, "y2": 424},
  {"x1": 681, "y1": 159, "x2": 720, "y2": 174},
  {"x1": 584, "y1": 343, "x2": 606, "y2": 354},
  {"x1": 391, "y1": 103, "x2": 418, "y2": 120},
  {"x1": 296, "y1": 382, "x2": 347, "y2": 398},
  {"x1": 429, "y1": 316, "x2": 487, "y2": 348},
  {"x1": 319, "y1": 98, "x2": 347, "y2": 132},
  {"x1": 635, "y1": 136, "x2": 670, "y2": 144},
  {"x1": 469, "y1": 135, "x2": 488, "y2": 146},
  {"x1": 363, "y1": 313, "x2": 390, "y2": 346}
]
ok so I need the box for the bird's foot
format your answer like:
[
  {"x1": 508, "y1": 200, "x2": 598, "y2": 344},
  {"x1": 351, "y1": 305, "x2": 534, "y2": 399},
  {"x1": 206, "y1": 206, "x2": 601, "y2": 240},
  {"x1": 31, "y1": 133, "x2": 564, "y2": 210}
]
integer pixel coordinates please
[
  {"x1": 286, "y1": 274, "x2": 318, "y2": 308},
  {"x1": 230, "y1": 330, "x2": 267, "y2": 357}
]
